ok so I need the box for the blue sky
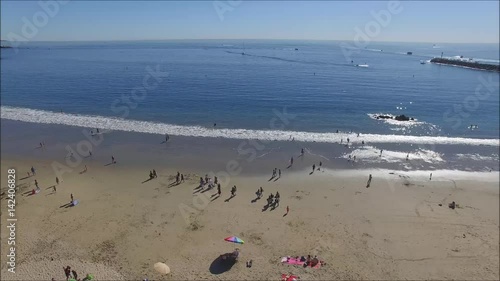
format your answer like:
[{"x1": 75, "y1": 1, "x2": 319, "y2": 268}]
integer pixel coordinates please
[{"x1": 1, "y1": 1, "x2": 499, "y2": 43}]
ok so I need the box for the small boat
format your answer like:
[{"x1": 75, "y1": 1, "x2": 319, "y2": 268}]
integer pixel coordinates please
[
  {"x1": 420, "y1": 60, "x2": 426, "y2": 64},
  {"x1": 295, "y1": 48, "x2": 298, "y2": 51},
  {"x1": 407, "y1": 52, "x2": 413, "y2": 55}
]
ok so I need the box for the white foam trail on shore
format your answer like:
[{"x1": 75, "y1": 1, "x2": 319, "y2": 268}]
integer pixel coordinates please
[
  {"x1": 345, "y1": 146, "x2": 444, "y2": 164},
  {"x1": 2, "y1": 106, "x2": 499, "y2": 146}
]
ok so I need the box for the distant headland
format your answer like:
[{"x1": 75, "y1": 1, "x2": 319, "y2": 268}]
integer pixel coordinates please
[{"x1": 430, "y1": 57, "x2": 500, "y2": 72}]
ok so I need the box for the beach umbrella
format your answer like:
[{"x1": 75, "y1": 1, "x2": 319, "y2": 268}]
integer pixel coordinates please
[
  {"x1": 224, "y1": 236, "x2": 244, "y2": 244},
  {"x1": 154, "y1": 262, "x2": 170, "y2": 275}
]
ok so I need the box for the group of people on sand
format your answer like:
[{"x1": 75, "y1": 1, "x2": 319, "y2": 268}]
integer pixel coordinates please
[
  {"x1": 265, "y1": 191, "x2": 280, "y2": 207},
  {"x1": 176, "y1": 172, "x2": 184, "y2": 183},
  {"x1": 271, "y1": 168, "x2": 281, "y2": 179},
  {"x1": 149, "y1": 170, "x2": 157, "y2": 179}
]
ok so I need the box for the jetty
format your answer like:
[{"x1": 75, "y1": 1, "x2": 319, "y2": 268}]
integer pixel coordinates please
[{"x1": 430, "y1": 57, "x2": 500, "y2": 72}]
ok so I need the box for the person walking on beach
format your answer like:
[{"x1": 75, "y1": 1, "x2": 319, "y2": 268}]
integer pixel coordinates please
[
  {"x1": 429, "y1": 173, "x2": 432, "y2": 180},
  {"x1": 301, "y1": 148, "x2": 304, "y2": 156},
  {"x1": 70, "y1": 194, "x2": 74, "y2": 202},
  {"x1": 379, "y1": 149, "x2": 383, "y2": 157},
  {"x1": 217, "y1": 183, "x2": 221, "y2": 196},
  {"x1": 31, "y1": 166, "x2": 36, "y2": 175},
  {"x1": 290, "y1": 157, "x2": 294, "y2": 166},
  {"x1": 347, "y1": 137, "x2": 350, "y2": 143},
  {"x1": 366, "y1": 174, "x2": 372, "y2": 188},
  {"x1": 112, "y1": 156, "x2": 116, "y2": 164},
  {"x1": 231, "y1": 185, "x2": 237, "y2": 197},
  {"x1": 214, "y1": 176, "x2": 218, "y2": 184},
  {"x1": 63, "y1": 266, "x2": 71, "y2": 281},
  {"x1": 278, "y1": 169, "x2": 281, "y2": 178},
  {"x1": 406, "y1": 153, "x2": 409, "y2": 161},
  {"x1": 153, "y1": 170, "x2": 157, "y2": 178},
  {"x1": 312, "y1": 164, "x2": 315, "y2": 173},
  {"x1": 319, "y1": 161, "x2": 322, "y2": 171},
  {"x1": 181, "y1": 174, "x2": 184, "y2": 182},
  {"x1": 35, "y1": 180, "x2": 38, "y2": 188}
]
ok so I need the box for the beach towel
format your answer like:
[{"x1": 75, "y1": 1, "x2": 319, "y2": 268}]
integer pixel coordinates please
[{"x1": 280, "y1": 256, "x2": 323, "y2": 268}]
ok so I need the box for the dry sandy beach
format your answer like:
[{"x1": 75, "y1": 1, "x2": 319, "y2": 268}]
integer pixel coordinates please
[{"x1": 1, "y1": 154, "x2": 498, "y2": 280}]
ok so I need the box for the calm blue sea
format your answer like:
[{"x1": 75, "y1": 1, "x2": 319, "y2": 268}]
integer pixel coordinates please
[{"x1": 1, "y1": 40, "x2": 499, "y2": 141}]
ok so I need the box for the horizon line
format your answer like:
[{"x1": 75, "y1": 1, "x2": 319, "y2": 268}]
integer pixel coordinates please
[{"x1": 1, "y1": 38, "x2": 499, "y2": 45}]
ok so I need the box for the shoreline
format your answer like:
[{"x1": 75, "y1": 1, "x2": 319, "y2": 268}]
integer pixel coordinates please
[{"x1": 2, "y1": 119, "x2": 499, "y2": 175}]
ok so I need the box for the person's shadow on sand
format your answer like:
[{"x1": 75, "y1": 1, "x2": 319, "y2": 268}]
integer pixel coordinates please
[
  {"x1": 142, "y1": 178, "x2": 153, "y2": 184},
  {"x1": 224, "y1": 194, "x2": 235, "y2": 202},
  {"x1": 59, "y1": 202, "x2": 74, "y2": 208},
  {"x1": 209, "y1": 255, "x2": 237, "y2": 275}
]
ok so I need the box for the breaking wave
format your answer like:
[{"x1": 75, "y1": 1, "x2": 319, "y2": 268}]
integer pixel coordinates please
[{"x1": 1, "y1": 106, "x2": 498, "y2": 146}]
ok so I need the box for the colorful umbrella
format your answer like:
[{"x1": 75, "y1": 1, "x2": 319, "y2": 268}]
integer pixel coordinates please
[{"x1": 224, "y1": 236, "x2": 244, "y2": 244}]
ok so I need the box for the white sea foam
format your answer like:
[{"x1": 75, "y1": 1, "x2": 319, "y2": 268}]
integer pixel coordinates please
[
  {"x1": 345, "y1": 146, "x2": 444, "y2": 164},
  {"x1": 1, "y1": 106, "x2": 499, "y2": 146}
]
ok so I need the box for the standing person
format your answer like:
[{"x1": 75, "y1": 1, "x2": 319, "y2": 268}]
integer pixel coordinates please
[
  {"x1": 214, "y1": 176, "x2": 218, "y2": 184},
  {"x1": 231, "y1": 185, "x2": 237, "y2": 197},
  {"x1": 70, "y1": 194, "x2": 74, "y2": 202},
  {"x1": 319, "y1": 161, "x2": 322, "y2": 171},
  {"x1": 429, "y1": 173, "x2": 432, "y2": 180},
  {"x1": 71, "y1": 270, "x2": 78, "y2": 280},
  {"x1": 31, "y1": 166, "x2": 36, "y2": 175},
  {"x1": 366, "y1": 174, "x2": 372, "y2": 188},
  {"x1": 111, "y1": 156, "x2": 115, "y2": 164},
  {"x1": 290, "y1": 157, "x2": 294, "y2": 166},
  {"x1": 153, "y1": 170, "x2": 157, "y2": 178},
  {"x1": 347, "y1": 137, "x2": 350, "y2": 143},
  {"x1": 63, "y1": 266, "x2": 71, "y2": 281},
  {"x1": 278, "y1": 169, "x2": 281, "y2": 178},
  {"x1": 181, "y1": 174, "x2": 184, "y2": 182},
  {"x1": 35, "y1": 180, "x2": 38, "y2": 188},
  {"x1": 217, "y1": 183, "x2": 221, "y2": 196},
  {"x1": 96, "y1": 128, "x2": 100, "y2": 134},
  {"x1": 379, "y1": 149, "x2": 383, "y2": 157},
  {"x1": 406, "y1": 153, "x2": 409, "y2": 161},
  {"x1": 301, "y1": 148, "x2": 304, "y2": 155},
  {"x1": 312, "y1": 164, "x2": 315, "y2": 173}
]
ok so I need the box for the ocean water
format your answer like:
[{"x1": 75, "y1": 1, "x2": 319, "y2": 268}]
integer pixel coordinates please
[{"x1": 1, "y1": 40, "x2": 499, "y2": 142}]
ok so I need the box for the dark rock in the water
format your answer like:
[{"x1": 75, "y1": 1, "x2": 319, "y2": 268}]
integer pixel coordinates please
[
  {"x1": 394, "y1": 114, "x2": 413, "y2": 121},
  {"x1": 375, "y1": 114, "x2": 414, "y2": 121}
]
